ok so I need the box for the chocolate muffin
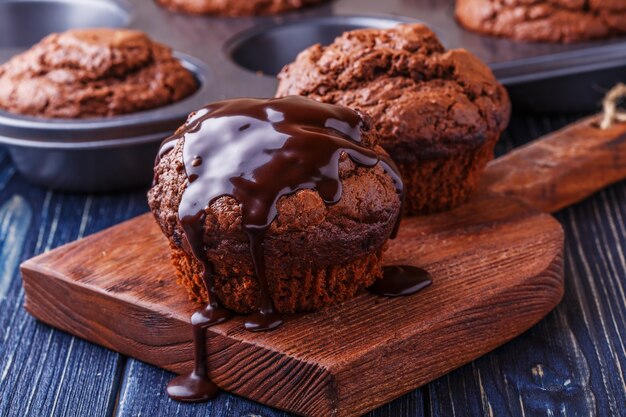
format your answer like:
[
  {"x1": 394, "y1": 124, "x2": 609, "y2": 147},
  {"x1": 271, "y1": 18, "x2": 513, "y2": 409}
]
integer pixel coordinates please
[
  {"x1": 276, "y1": 24, "x2": 510, "y2": 215},
  {"x1": 155, "y1": 0, "x2": 327, "y2": 16},
  {"x1": 0, "y1": 28, "x2": 197, "y2": 118},
  {"x1": 455, "y1": 0, "x2": 626, "y2": 43},
  {"x1": 148, "y1": 96, "x2": 403, "y2": 316}
]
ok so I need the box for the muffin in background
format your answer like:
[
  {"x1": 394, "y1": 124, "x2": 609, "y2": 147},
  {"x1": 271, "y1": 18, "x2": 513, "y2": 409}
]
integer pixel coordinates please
[
  {"x1": 155, "y1": 0, "x2": 328, "y2": 16},
  {"x1": 148, "y1": 96, "x2": 402, "y2": 314},
  {"x1": 276, "y1": 23, "x2": 511, "y2": 215},
  {"x1": 0, "y1": 28, "x2": 197, "y2": 119},
  {"x1": 455, "y1": 0, "x2": 626, "y2": 43}
]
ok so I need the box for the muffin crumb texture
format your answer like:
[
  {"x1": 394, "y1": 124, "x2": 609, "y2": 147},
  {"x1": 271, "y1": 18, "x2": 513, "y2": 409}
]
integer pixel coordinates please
[
  {"x1": 276, "y1": 24, "x2": 510, "y2": 214},
  {"x1": 456, "y1": 0, "x2": 626, "y2": 43},
  {"x1": 156, "y1": 0, "x2": 327, "y2": 16},
  {"x1": 148, "y1": 105, "x2": 402, "y2": 313},
  {"x1": 0, "y1": 28, "x2": 197, "y2": 118}
]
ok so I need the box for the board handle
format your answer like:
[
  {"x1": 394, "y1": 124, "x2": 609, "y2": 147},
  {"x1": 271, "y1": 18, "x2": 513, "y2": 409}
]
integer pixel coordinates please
[{"x1": 481, "y1": 115, "x2": 626, "y2": 213}]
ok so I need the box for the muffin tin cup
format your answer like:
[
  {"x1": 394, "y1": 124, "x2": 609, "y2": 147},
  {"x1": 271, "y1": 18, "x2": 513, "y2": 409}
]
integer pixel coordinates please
[
  {"x1": 1, "y1": 0, "x2": 625, "y2": 191},
  {"x1": 0, "y1": 52, "x2": 211, "y2": 191},
  {"x1": 3, "y1": 133, "x2": 164, "y2": 192},
  {"x1": 225, "y1": 15, "x2": 420, "y2": 76},
  {"x1": 0, "y1": 0, "x2": 133, "y2": 48}
]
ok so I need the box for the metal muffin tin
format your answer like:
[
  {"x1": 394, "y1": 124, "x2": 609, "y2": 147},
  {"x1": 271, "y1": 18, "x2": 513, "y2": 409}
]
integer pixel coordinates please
[{"x1": 0, "y1": 0, "x2": 625, "y2": 191}]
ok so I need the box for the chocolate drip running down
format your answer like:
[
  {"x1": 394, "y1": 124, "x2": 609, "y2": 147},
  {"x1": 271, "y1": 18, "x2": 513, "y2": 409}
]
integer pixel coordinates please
[{"x1": 159, "y1": 96, "x2": 429, "y2": 402}]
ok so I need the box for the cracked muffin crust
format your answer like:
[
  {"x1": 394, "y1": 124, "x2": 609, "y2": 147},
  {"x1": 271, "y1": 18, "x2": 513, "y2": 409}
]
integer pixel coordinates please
[
  {"x1": 155, "y1": 0, "x2": 328, "y2": 16},
  {"x1": 148, "y1": 100, "x2": 402, "y2": 313},
  {"x1": 276, "y1": 24, "x2": 510, "y2": 215},
  {"x1": 456, "y1": 0, "x2": 626, "y2": 43},
  {"x1": 0, "y1": 28, "x2": 197, "y2": 118}
]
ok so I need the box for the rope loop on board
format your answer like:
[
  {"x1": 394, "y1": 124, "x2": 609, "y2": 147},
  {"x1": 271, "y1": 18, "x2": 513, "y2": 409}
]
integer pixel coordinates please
[{"x1": 600, "y1": 83, "x2": 626, "y2": 130}]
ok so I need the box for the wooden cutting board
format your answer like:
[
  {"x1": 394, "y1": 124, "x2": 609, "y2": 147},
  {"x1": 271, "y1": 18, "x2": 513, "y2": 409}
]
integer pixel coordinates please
[{"x1": 20, "y1": 115, "x2": 626, "y2": 417}]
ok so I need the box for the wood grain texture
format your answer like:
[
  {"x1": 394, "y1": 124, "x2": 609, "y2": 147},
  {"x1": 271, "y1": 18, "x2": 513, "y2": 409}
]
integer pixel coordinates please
[
  {"x1": 20, "y1": 112, "x2": 626, "y2": 414},
  {"x1": 429, "y1": 115, "x2": 626, "y2": 417},
  {"x1": 0, "y1": 149, "x2": 430, "y2": 417},
  {"x1": 113, "y1": 359, "x2": 425, "y2": 417},
  {"x1": 481, "y1": 114, "x2": 626, "y2": 213},
  {"x1": 20, "y1": 190, "x2": 564, "y2": 417},
  {"x1": 1, "y1": 112, "x2": 625, "y2": 417},
  {"x1": 0, "y1": 153, "x2": 144, "y2": 417}
]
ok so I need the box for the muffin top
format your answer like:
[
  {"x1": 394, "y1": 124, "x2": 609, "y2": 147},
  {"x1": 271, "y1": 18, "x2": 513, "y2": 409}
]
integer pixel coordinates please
[
  {"x1": 156, "y1": 0, "x2": 327, "y2": 16},
  {"x1": 276, "y1": 24, "x2": 511, "y2": 162},
  {"x1": 455, "y1": 0, "x2": 626, "y2": 43},
  {"x1": 0, "y1": 28, "x2": 197, "y2": 118},
  {"x1": 148, "y1": 96, "x2": 402, "y2": 262}
]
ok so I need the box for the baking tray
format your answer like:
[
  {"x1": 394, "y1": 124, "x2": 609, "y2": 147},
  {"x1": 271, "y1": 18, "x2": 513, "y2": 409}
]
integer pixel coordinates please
[{"x1": 0, "y1": 0, "x2": 624, "y2": 192}]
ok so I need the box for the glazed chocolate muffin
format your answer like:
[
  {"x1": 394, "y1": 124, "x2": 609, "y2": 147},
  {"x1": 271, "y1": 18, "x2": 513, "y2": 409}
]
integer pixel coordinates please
[
  {"x1": 0, "y1": 28, "x2": 197, "y2": 118},
  {"x1": 276, "y1": 24, "x2": 510, "y2": 215},
  {"x1": 155, "y1": 0, "x2": 327, "y2": 16},
  {"x1": 456, "y1": 0, "x2": 626, "y2": 43},
  {"x1": 148, "y1": 96, "x2": 402, "y2": 315}
]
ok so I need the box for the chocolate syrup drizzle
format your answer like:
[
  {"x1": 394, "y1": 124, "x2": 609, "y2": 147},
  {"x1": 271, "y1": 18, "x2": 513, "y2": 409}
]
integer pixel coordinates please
[{"x1": 158, "y1": 96, "x2": 430, "y2": 402}]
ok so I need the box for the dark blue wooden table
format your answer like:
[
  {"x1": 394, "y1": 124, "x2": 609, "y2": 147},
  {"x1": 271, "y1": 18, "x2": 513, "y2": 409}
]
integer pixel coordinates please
[{"x1": 1, "y1": 111, "x2": 625, "y2": 417}]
